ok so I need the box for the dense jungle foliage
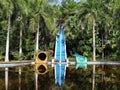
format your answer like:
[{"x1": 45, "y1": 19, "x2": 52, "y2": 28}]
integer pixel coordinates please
[{"x1": 0, "y1": 0, "x2": 120, "y2": 61}]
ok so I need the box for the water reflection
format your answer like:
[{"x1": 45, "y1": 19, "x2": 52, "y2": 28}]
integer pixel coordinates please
[
  {"x1": 55, "y1": 64, "x2": 66, "y2": 87},
  {"x1": 0, "y1": 64, "x2": 120, "y2": 90},
  {"x1": 92, "y1": 65, "x2": 96, "y2": 90},
  {"x1": 5, "y1": 68, "x2": 8, "y2": 90},
  {"x1": 35, "y1": 72, "x2": 38, "y2": 90},
  {"x1": 18, "y1": 67, "x2": 21, "y2": 90},
  {"x1": 35, "y1": 64, "x2": 48, "y2": 75}
]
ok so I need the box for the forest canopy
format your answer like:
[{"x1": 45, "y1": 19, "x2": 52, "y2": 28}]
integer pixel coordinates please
[{"x1": 0, "y1": 0, "x2": 120, "y2": 61}]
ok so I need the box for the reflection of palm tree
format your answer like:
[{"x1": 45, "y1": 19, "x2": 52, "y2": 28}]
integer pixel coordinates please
[
  {"x1": 5, "y1": 68, "x2": 8, "y2": 90},
  {"x1": 18, "y1": 67, "x2": 21, "y2": 90},
  {"x1": 35, "y1": 72, "x2": 38, "y2": 90}
]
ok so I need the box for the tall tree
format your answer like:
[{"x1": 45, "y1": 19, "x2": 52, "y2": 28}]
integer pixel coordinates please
[
  {"x1": 76, "y1": 0, "x2": 103, "y2": 61},
  {"x1": 29, "y1": 0, "x2": 55, "y2": 55},
  {"x1": 0, "y1": 0, "x2": 14, "y2": 62},
  {"x1": 13, "y1": 0, "x2": 29, "y2": 60}
]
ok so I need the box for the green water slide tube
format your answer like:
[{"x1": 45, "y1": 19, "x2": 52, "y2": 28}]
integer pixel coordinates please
[{"x1": 72, "y1": 53, "x2": 87, "y2": 69}]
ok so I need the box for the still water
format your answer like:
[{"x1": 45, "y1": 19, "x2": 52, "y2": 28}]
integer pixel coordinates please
[{"x1": 0, "y1": 65, "x2": 120, "y2": 90}]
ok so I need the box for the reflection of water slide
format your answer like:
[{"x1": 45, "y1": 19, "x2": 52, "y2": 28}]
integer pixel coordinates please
[
  {"x1": 53, "y1": 28, "x2": 68, "y2": 86},
  {"x1": 55, "y1": 64, "x2": 66, "y2": 86}
]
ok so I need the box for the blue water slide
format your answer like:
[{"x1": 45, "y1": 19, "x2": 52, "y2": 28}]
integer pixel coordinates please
[
  {"x1": 54, "y1": 28, "x2": 67, "y2": 86},
  {"x1": 54, "y1": 29, "x2": 67, "y2": 62}
]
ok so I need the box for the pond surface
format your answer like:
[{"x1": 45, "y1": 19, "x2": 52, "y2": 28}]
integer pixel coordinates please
[{"x1": 0, "y1": 65, "x2": 120, "y2": 90}]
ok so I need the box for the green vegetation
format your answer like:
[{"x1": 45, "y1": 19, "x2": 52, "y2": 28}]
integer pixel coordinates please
[{"x1": 0, "y1": 0, "x2": 120, "y2": 61}]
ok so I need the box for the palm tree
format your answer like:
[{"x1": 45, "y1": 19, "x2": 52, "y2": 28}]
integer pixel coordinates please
[
  {"x1": 5, "y1": 15, "x2": 11, "y2": 62},
  {"x1": 13, "y1": 0, "x2": 29, "y2": 60},
  {"x1": 29, "y1": 0, "x2": 55, "y2": 55},
  {"x1": 0, "y1": 0, "x2": 14, "y2": 62},
  {"x1": 77, "y1": 0, "x2": 99, "y2": 61}
]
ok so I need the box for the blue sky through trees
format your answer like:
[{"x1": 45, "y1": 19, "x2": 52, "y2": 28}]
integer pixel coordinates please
[{"x1": 48, "y1": 0, "x2": 80, "y2": 6}]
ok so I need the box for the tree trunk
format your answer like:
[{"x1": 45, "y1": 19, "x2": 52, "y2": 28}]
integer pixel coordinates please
[
  {"x1": 102, "y1": 35, "x2": 104, "y2": 61},
  {"x1": 93, "y1": 20, "x2": 96, "y2": 61},
  {"x1": 5, "y1": 15, "x2": 11, "y2": 62},
  {"x1": 35, "y1": 23, "x2": 40, "y2": 53},
  {"x1": 19, "y1": 23, "x2": 22, "y2": 60},
  {"x1": 92, "y1": 20, "x2": 96, "y2": 90}
]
